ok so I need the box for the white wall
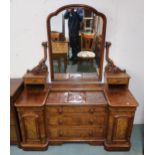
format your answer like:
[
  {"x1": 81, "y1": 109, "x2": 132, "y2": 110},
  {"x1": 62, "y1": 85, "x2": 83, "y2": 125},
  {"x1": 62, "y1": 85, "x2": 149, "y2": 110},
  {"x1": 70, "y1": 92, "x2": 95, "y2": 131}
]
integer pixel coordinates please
[{"x1": 10, "y1": 0, "x2": 144, "y2": 124}]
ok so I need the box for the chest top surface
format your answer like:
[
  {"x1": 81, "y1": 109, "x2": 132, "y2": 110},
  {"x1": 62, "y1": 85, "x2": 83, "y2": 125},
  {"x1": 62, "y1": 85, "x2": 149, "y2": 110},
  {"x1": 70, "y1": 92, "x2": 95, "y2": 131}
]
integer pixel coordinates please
[
  {"x1": 105, "y1": 89, "x2": 138, "y2": 108},
  {"x1": 15, "y1": 90, "x2": 48, "y2": 107},
  {"x1": 46, "y1": 91, "x2": 107, "y2": 106}
]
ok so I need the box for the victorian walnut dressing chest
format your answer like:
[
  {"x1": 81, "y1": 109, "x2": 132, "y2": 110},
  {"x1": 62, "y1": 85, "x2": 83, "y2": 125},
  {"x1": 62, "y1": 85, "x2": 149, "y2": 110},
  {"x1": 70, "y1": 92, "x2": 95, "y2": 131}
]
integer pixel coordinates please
[{"x1": 10, "y1": 4, "x2": 138, "y2": 151}]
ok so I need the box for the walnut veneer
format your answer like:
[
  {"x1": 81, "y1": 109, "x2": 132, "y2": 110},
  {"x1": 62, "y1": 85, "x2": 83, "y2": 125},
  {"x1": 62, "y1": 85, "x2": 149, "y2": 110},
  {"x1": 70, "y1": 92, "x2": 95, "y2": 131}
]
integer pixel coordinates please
[{"x1": 11, "y1": 80, "x2": 138, "y2": 151}]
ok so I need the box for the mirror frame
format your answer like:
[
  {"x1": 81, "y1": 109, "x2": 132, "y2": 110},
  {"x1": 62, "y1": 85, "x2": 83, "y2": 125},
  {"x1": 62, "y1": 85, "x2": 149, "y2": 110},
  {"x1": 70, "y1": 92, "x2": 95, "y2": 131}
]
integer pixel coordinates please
[{"x1": 47, "y1": 4, "x2": 107, "y2": 81}]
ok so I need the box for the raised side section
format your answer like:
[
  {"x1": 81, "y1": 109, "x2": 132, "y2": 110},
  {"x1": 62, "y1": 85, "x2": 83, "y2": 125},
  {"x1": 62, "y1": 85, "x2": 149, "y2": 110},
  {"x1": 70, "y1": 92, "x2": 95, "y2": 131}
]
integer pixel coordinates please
[
  {"x1": 15, "y1": 90, "x2": 49, "y2": 150},
  {"x1": 17, "y1": 107, "x2": 48, "y2": 150},
  {"x1": 104, "y1": 89, "x2": 138, "y2": 151}
]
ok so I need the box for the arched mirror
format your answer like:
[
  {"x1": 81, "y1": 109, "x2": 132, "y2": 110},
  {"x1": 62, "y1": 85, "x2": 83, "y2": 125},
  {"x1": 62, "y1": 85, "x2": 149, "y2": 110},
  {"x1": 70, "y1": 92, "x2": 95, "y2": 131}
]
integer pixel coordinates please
[{"x1": 47, "y1": 4, "x2": 106, "y2": 81}]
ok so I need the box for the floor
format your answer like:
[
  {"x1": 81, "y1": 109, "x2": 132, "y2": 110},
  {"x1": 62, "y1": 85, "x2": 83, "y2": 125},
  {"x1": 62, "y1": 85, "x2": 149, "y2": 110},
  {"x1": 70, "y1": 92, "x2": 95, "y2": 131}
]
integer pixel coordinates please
[{"x1": 10, "y1": 124, "x2": 144, "y2": 155}]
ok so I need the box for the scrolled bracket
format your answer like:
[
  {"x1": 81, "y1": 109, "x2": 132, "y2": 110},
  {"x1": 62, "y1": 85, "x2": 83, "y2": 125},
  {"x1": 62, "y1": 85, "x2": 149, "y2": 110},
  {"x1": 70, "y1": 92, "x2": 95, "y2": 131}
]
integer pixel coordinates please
[
  {"x1": 105, "y1": 42, "x2": 126, "y2": 74},
  {"x1": 27, "y1": 42, "x2": 48, "y2": 75}
]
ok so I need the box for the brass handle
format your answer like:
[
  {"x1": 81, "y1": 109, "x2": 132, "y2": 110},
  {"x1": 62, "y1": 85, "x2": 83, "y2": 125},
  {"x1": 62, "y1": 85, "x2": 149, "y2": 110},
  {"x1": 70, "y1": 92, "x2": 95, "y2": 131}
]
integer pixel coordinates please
[{"x1": 89, "y1": 108, "x2": 94, "y2": 114}]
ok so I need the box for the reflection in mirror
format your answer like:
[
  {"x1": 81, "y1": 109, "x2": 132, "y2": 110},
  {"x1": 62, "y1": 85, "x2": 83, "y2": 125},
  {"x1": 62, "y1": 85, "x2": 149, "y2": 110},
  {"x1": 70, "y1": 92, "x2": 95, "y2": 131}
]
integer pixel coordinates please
[{"x1": 49, "y1": 7, "x2": 103, "y2": 79}]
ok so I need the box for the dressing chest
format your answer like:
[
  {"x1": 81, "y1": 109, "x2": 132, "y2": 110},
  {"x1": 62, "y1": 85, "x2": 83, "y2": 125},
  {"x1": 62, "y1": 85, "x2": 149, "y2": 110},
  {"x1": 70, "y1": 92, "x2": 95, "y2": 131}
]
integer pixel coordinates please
[{"x1": 10, "y1": 4, "x2": 138, "y2": 151}]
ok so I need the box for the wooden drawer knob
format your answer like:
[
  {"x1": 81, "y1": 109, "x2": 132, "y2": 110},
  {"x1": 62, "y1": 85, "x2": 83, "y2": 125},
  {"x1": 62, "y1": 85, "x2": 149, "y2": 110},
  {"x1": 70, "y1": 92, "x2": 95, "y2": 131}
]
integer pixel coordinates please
[
  {"x1": 58, "y1": 119, "x2": 63, "y2": 125},
  {"x1": 89, "y1": 119, "x2": 94, "y2": 125},
  {"x1": 89, "y1": 108, "x2": 94, "y2": 114},
  {"x1": 89, "y1": 131, "x2": 93, "y2": 137},
  {"x1": 59, "y1": 130, "x2": 63, "y2": 137},
  {"x1": 58, "y1": 108, "x2": 63, "y2": 114}
]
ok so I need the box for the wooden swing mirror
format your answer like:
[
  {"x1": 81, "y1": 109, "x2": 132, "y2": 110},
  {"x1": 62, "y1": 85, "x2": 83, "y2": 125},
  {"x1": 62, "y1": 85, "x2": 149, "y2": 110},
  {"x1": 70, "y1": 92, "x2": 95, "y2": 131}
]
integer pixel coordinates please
[{"x1": 46, "y1": 4, "x2": 107, "y2": 82}]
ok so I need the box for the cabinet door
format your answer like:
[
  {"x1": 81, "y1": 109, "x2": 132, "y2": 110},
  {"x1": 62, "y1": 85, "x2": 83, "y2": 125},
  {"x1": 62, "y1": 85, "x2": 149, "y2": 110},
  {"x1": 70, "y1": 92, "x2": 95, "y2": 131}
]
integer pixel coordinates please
[
  {"x1": 107, "y1": 111, "x2": 134, "y2": 145},
  {"x1": 111, "y1": 115, "x2": 133, "y2": 143},
  {"x1": 18, "y1": 110, "x2": 46, "y2": 144}
]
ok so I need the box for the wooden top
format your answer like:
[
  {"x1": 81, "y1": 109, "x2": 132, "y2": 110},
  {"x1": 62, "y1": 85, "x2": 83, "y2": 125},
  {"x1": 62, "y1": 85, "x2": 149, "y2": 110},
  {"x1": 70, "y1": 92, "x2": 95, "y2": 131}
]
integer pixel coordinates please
[
  {"x1": 15, "y1": 89, "x2": 48, "y2": 107},
  {"x1": 10, "y1": 78, "x2": 23, "y2": 99},
  {"x1": 105, "y1": 89, "x2": 138, "y2": 108},
  {"x1": 46, "y1": 91, "x2": 107, "y2": 106},
  {"x1": 13, "y1": 82, "x2": 138, "y2": 108}
]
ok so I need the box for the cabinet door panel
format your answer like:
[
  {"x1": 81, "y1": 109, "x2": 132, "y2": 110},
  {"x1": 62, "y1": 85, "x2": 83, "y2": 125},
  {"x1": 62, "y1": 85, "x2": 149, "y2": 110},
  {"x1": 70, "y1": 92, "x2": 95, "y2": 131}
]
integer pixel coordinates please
[
  {"x1": 18, "y1": 110, "x2": 46, "y2": 144},
  {"x1": 112, "y1": 115, "x2": 133, "y2": 143},
  {"x1": 22, "y1": 114, "x2": 40, "y2": 142}
]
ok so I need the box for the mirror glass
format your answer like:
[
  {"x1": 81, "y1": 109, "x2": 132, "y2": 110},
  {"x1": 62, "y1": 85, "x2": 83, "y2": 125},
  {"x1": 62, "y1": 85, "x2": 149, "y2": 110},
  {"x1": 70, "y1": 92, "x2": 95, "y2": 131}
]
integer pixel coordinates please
[{"x1": 49, "y1": 7, "x2": 104, "y2": 81}]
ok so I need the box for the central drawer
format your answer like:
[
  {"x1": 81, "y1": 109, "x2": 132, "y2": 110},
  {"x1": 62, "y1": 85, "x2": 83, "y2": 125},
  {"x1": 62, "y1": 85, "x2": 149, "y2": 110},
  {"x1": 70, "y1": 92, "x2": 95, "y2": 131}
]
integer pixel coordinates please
[
  {"x1": 46, "y1": 113, "x2": 105, "y2": 126},
  {"x1": 47, "y1": 126, "x2": 104, "y2": 139},
  {"x1": 46, "y1": 106, "x2": 106, "y2": 114}
]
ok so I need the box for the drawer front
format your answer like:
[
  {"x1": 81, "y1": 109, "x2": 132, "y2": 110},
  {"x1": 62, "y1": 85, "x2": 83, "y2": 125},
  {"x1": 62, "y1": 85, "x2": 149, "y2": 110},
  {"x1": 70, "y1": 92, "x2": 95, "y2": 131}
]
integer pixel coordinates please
[
  {"x1": 24, "y1": 77, "x2": 45, "y2": 84},
  {"x1": 46, "y1": 106, "x2": 106, "y2": 115},
  {"x1": 107, "y1": 78, "x2": 129, "y2": 84},
  {"x1": 47, "y1": 127, "x2": 104, "y2": 139},
  {"x1": 46, "y1": 114, "x2": 105, "y2": 126}
]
